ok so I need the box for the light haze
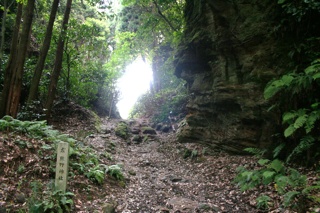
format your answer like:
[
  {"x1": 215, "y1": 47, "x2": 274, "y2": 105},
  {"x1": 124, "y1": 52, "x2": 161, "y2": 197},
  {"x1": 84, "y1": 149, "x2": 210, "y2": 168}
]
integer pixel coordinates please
[{"x1": 116, "y1": 58, "x2": 153, "y2": 119}]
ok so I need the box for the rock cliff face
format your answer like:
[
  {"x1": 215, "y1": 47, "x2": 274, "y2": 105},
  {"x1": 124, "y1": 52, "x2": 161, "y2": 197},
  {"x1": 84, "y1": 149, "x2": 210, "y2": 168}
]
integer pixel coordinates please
[{"x1": 174, "y1": 0, "x2": 287, "y2": 153}]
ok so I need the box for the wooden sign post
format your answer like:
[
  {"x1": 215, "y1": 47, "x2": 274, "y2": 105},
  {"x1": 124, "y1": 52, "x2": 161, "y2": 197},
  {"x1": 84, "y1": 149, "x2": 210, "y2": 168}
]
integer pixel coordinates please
[{"x1": 55, "y1": 142, "x2": 69, "y2": 193}]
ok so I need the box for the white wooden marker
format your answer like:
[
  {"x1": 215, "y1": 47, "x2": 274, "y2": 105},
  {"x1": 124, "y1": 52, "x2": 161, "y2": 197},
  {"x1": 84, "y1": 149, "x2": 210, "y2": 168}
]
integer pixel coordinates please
[{"x1": 55, "y1": 142, "x2": 69, "y2": 193}]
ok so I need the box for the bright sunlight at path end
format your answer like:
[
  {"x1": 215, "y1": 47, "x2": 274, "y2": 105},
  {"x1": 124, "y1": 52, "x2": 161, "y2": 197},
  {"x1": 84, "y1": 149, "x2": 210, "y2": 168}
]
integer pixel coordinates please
[{"x1": 116, "y1": 57, "x2": 153, "y2": 119}]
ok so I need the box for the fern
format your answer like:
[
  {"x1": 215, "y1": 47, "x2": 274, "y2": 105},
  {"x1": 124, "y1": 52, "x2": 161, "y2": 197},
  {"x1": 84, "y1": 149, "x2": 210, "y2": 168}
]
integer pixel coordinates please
[
  {"x1": 268, "y1": 159, "x2": 285, "y2": 173},
  {"x1": 258, "y1": 159, "x2": 270, "y2": 166},
  {"x1": 273, "y1": 143, "x2": 285, "y2": 158},
  {"x1": 264, "y1": 59, "x2": 320, "y2": 164},
  {"x1": 305, "y1": 109, "x2": 320, "y2": 133},
  {"x1": 284, "y1": 125, "x2": 296, "y2": 137},
  {"x1": 282, "y1": 111, "x2": 297, "y2": 124},
  {"x1": 293, "y1": 114, "x2": 308, "y2": 129},
  {"x1": 283, "y1": 191, "x2": 300, "y2": 207},
  {"x1": 264, "y1": 74, "x2": 295, "y2": 99},
  {"x1": 283, "y1": 107, "x2": 320, "y2": 137},
  {"x1": 286, "y1": 136, "x2": 315, "y2": 162},
  {"x1": 304, "y1": 59, "x2": 320, "y2": 75},
  {"x1": 107, "y1": 164, "x2": 124, "y2": 181},
  {"x1": 244, "y1": 147, "x2": 267, "y2": 157}
]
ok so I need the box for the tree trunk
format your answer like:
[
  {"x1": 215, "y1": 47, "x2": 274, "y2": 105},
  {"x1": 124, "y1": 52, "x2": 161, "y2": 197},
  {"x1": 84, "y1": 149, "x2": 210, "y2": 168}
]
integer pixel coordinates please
[
  {"x1": 0, "y1": 0, "x2": 8, "y2": 72},
  {"x1": 27, "y1": 0, "x2": 60, "y2": 104},
  {"x1": 45, "y1": 0, "x2": 72, "y2": 120},
  {"x1": 0, "y1": 3, "x2": 23, "y2": 118},
  {"x1": 6, "y1": 0, "x2": 36, "y2": 117},
  {"x1": 0, "y1": 0, "x2": 15, "y2": 74},
  {"x1": 65, "y1": 39, "x2": 71, "y2": 99}
]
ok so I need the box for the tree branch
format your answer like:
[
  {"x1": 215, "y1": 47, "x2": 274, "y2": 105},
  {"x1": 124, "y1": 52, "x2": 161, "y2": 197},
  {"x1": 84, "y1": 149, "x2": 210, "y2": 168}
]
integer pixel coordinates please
[{"x1": 152, "y1": 0, "x2": 177, "y2": 32}]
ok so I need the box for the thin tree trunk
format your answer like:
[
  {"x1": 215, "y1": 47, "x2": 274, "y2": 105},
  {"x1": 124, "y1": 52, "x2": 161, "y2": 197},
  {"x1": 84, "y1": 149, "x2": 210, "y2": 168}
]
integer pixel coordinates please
[
  {"x1": 45, "y1": 0, "x2": 72, "y2": 120},
  {"x1": 0, "y1": 0, "x2": 8, "y2": 70},
  {"x1": 27, "y1": 0, "x2": 60, "y2": 104},
  {"x1": 0, "y1": 3, "x2": 23, "y2": 118},
  {"x1": 65, "y1": 40, "x2": 71, "y2": 99},
  {"x1": 6, "y1": 0, "x2": 36, "y2": 117},
  {"x1": 0, "y1": 0, "x2": 15, "y2": 74}
]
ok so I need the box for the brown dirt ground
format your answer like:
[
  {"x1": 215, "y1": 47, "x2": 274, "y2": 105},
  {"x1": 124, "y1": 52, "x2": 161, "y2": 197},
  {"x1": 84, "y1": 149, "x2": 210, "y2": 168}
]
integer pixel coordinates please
[{"x1": 0, "y1": 104, "x2": 318, "y2": 213}]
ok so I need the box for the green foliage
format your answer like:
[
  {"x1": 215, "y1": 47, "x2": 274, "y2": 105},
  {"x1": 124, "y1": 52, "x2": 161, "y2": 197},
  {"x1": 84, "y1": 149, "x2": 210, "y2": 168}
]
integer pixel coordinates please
[
  {"x1": 38, "y1": 190, "x2": 74, "y2": 213},
  {"x1": 107, "y1": 164, "x2": 124, "y2": 181},
  {"x1": 85, "y1": 164, "x2": 107, "y2": 184},
  {"x1": 278, "y1": 0, "x2": 320, "y2": 22},
  {"x1": 272, "y1": 142, "x2": 286, "y2": 158},
  {"x1": 286, "y1": 135, "x2": 315, "y2": 162},
  {"x1": 182, "y1": 148, "x2": 200, "y2": 160},
  {"x1": 105, "y1": 0, "x2": 185, "y2": 108},
  {"x1": 115, "y1": 122, "x2": 129, "y2": 139},
  {"x1": 17, "y1": 164, "x2": 25, "y2": 174},
  {"x1": 234, "y1": 158, "x2": 319, "y2": 211},
  {"x1": 264, "y1": 59, "x2": 320, "y2": 164},
  {"x1": 0, "y1": 116, "x2": 119, "y2": 187},
  {"x1": 28, "y1": 181, "x2": 74, "y2": 213},
  {"x1": 0, "y1": 115, "x2": 50, "y2": 138},
  {"x1": 130, "y1": 87, "x2": 188, "y2": 123},
  {"x1": 16, "y1": 0, "x2": 117, "y2": 114},
  {"x1": 244, "y1": 147, "x2": 267, "y2": 158},
  {"x1": 282, "y1": 107, "x2": 320, "y2": 137},
  {"x1": 264, "y1": 59, "x2": 320, "y2": 100},
  {"x1": 17, "y1": 101, "x2": 46, "y2": 121},
  {"x1": 256, "y1": 195, "x2": 272, "y2": 210}
]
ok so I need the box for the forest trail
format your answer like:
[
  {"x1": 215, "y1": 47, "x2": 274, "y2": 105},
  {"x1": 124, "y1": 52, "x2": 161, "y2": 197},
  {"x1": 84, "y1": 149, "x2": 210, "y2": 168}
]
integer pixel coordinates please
[{"x1": 83, "y1": 118, "x2": 258, "y2": 213}]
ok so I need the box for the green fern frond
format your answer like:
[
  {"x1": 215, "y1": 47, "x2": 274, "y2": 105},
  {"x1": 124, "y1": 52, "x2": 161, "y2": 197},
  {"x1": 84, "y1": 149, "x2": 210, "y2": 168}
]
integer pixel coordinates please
[
  {"x1": 258, "y1": 159, "x2": 270, "y2": 166},
  {"x1": 305, "y1": 110, "x2": 320, "y2": 133},
  {"x1": 304, "y1": 62, "x2": 320, "y2": 75},
  {"x1": 286, "y1": 136, "x2": 315, "y2": 162},
  {"x1": 293, "y1": 114, "x2": 308, "y2": 129},
  {"x1": 284, "y1": 125, "x2": 296, "y2": 137},
  {"x1": 273, "y1": 143, "x2": 285, "y2": 158},
  {"x1": 267, "y1": 104, "x2": 278, "y2": 112},
  {"x1": 283, "y1": 191, "x2": 300, "y2": 207},
  {"x1": 268, "y1": 159, "x2": 284, "y2": 173},
  {"x1": 244, "y1": 147, "x2": 266, "y2": 157},
  {"x1": 312, "y1": 72, "x2": 320, "y2": 80},
  {"x1": 264, "y1": 79, "x2": 284, "y2": 99},
  {"x1": 282, "y1": 112, "x2": 297, "y2": 124}
]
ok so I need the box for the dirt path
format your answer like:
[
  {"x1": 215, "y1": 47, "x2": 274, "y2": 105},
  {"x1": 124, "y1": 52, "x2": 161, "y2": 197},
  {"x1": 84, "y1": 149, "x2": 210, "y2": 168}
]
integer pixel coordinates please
[{"x1": 86, "y1": 118, "x2": 258, "y2": 213}]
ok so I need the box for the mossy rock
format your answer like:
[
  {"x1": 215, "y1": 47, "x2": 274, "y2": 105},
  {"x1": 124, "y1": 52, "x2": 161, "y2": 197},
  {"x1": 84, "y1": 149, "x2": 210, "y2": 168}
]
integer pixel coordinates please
[
  {"x1": 91, "y1": 111, "x2": 102, "y2": 132},
  {"x1": 131, "y1": 135, "x2": 142, "y2": 143},
  {"x1": 141, "y1": 126, "x2": 156, "y2": 135},
  {"x1": 115, "y1": 122, "x2": 129, "y2": 139}
]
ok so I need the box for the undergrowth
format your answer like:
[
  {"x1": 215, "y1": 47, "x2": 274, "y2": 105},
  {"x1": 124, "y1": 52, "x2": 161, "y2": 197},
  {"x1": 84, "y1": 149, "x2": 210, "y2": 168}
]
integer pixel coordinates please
[
  {"x1": 0, "y1": 116, "x2": 124, "y2": 212},
  {"x1": 235, "y1": 2, "x2": 320, "y2": 210},
  {"x1": 130, "y1": 87, "x2": 188, "y2": 123},
  {"x1": 234, "y1": 154, "x2": 320, "y2": 212}
]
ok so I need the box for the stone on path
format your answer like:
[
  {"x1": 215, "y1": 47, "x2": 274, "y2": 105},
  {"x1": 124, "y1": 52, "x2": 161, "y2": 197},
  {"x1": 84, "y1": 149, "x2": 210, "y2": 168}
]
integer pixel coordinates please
[{"x1": 166, "y1": 197, "x2": 198, "y2": 212}]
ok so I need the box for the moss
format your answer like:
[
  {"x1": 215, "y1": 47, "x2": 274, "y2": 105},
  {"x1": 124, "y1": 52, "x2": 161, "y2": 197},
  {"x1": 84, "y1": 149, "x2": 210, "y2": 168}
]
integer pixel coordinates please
[
  {"x1": 142, "y1": 135, "x2": 148, "y2": 143},
  {"x1": 90, "y1": 111, "x2": 102, "y2": 132},
  {"x1": 115, "y1": 122, "x2": 129, "y2": 139},
  {"x1": 141, "y1": 126, "x2": 156, "y2": 135}
]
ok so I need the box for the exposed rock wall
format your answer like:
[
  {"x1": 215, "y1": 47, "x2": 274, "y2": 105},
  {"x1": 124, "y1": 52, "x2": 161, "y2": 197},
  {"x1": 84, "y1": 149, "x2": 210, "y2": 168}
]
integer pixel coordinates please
[{"x1": 174, "y1": 0, "x2": 287, "y2": 153}]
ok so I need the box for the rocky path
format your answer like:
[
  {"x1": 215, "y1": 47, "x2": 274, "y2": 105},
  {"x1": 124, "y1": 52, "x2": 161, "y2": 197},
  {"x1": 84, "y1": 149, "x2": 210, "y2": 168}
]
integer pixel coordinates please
[{"x1": 86, "y1": 118, "x2": 258, "y2": 213}]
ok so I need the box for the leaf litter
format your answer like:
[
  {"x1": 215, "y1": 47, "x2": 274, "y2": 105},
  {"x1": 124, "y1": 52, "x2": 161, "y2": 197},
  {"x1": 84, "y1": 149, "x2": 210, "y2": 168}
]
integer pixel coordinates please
[{"x1": 0, "y1": 105, "x2": 319, "y2": 212}]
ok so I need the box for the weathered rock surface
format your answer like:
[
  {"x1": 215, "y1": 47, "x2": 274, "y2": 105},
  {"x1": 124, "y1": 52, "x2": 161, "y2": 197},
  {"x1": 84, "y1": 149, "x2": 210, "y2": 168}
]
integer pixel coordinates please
[{"x1": 174, "y1": 0, "x2": 285, "y2": 153}]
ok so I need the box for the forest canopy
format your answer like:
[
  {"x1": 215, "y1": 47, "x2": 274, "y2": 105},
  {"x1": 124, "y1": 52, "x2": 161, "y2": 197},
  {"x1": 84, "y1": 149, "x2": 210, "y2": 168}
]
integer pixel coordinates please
[{"x1": 0, "y1": 0, "x2": 186, "y2": 120}]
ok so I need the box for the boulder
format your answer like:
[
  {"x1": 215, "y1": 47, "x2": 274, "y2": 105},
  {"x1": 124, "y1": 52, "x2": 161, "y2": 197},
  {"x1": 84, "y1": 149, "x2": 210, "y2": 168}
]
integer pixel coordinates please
[
  {"x1": 115, "y1": 122, "x2": 129, "y2": 139},
  {"x1": 141, "y1": 127, "x2": 157, "y2": 135}
]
